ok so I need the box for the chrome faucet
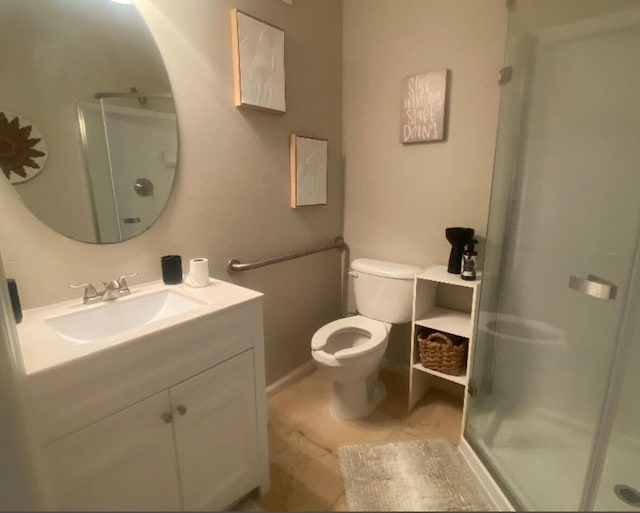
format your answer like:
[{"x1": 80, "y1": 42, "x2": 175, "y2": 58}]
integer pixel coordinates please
[{"x1": 69, "y1": 273, "x2": 138, "y2": 305}]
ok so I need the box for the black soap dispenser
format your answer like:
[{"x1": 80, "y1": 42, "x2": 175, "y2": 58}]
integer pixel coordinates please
[{"x1": 461, "y1": 239, "x2": 478, "y2": 281}]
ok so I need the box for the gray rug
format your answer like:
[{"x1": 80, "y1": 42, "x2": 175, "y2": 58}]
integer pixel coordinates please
[{"x1": 338, "y1": 438, "x2": 494, "y2": 511}]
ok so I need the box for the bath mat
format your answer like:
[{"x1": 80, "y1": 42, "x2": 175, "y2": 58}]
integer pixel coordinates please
[{"x1": 337, "y1": 438, "x2": 493, "y2": 511}]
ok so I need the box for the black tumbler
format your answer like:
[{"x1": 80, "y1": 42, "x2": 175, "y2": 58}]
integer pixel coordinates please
[
  {"x1": 161, "y1": 255, "x2": 182, "y2": 284},
  {"x1": 7, "y1": 278, "x2": 22, "y2": 324}
]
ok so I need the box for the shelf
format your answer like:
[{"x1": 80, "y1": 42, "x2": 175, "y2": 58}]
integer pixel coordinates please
[
  {"x1": 412, "y1": 363, "x2": 468, "y2": 386},
  {"x1": 415, "y1": 307, "x2": 472, "y2": 338},
  {"x1": 417, "y1": 264, "x2": 481, "y2": 289},
  {"x1": 409, "y1": 263, "x2": 482, "y2": 414}
]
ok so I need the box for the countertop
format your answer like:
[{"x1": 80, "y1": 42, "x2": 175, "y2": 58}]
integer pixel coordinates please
[{"x1": 16, "y1": 278, "x2": 263, "y2": 376}]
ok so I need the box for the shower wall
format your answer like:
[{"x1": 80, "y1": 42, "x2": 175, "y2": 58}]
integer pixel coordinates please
[
  {"x1": 593, "y1": 296, "x2": 640, "y2": 511},
  {"x1": 477, "y1": 0, "x2": 640, "y2": 420},
  {"x1": 466, "y1": 1, "x2": 640, "y2": 510},
  {"x1": 494, "y1": 8, "x2": 640, "y2": 421}
]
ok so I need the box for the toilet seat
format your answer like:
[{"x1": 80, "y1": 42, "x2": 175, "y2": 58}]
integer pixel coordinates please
[{"x1": 311, "y1": 315, "x2": 389, "y2": 361}]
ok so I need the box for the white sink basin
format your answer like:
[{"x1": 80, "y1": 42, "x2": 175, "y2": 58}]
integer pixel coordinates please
[
  {"x1": 45, "y1": 290, "x2": 207, "y2": 344},
  {"x1": 17, "y1": 279, "x2": 264, "y2": 378}
]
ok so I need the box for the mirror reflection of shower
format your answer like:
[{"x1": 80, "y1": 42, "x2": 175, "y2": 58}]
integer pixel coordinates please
[
  {"x1": 0, "y1": 0, "x2": 179, "y2": 244},
  {"x1": 77, "y1": 87, "x2": 177, "y2": 243}
]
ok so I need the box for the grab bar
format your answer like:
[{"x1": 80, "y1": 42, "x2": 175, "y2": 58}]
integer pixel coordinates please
[
  {"x1": 228, "y1": 236, "x2": 346, "y2": 273},
  {"x1": 94, "y1": 87, "x2": 173, "y2": 105},
  {"x1": 94, "y1": 92, "x2": 173, "y2": 100}
]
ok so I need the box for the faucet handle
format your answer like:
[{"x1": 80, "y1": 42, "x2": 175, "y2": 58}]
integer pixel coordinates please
[
  {"x1": 69, "y1": 283, "x2": 98, "y2": 301},
  {"x1": 118, "y1": 272, "x2": 138, "y2": 289}
]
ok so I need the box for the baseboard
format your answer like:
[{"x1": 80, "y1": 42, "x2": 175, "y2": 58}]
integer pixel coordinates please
[
  {"x1": 458, "y1": 436, "x2": 514, "y2": 511},
  {"x1": 381, "y1": 358, "x2": 409, "y2": 376},
  {"x1": 266, "y1": 360, "x2": 316, "y2": 399}
]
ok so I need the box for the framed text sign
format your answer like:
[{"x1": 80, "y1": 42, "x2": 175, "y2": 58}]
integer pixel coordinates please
[{"x1": 400, "y1": 69, "x2": 448, "y2": 144}]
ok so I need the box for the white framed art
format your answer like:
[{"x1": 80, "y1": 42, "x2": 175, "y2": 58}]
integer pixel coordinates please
[
  {"x1": 290, "y1": 135, "x2": 328, "y2": 208},
  {"x1": 231, "y1": 9, "x2": 286, "y2": 113}
]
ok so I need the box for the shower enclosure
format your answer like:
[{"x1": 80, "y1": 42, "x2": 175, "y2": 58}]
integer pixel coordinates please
[
  {"x1": 77, "y1": 93, "x2": 177, "y2": 243},
  {"x1": 465, "y1": 1, "x2": 640, "y2": 510}
]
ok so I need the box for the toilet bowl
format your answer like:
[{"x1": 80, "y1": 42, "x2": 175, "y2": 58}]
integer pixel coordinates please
[
  {"x1": 312, "y1": 316, "x2": 391, "y2": 420},
  {"x1": 311, "y1": 258, "x2": 421, "y2": 420}
]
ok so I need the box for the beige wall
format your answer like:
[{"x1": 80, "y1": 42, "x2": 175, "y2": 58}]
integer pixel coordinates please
[
  {"x1": 0, "y1": 263, "x2": 36, "y2": 509},
  {"x1": 3, "y1": 0, "x2": 509, "y2": 382},
  {"x1": 342, "y1": 0, "x2": 507, "y2": 364},
  {"x1": 0, "y1": 0, "x2": 344, "y2": 385}
]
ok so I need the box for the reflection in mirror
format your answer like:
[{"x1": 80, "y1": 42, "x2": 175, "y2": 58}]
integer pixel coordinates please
[{"x1": 0, "y1": 0, "x2": 178, "y2": 244}]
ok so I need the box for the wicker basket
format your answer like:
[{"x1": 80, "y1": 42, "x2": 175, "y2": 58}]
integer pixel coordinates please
[{"x1": 417, "y1": 331, "x2": 467, "y2": 376}]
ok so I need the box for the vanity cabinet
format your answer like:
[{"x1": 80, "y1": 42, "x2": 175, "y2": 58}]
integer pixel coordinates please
[
  {"x1": 408, "y1": 265, "x2": 481, "y2": 433},
  {"x1": 18, "y1": 281, "x2": 269, "y2": 511},
  {"x1": 171, "y1": 350, "x2": 259, "y2": 510},
  {"x1": 41, "y1": 391, "x2": 182, "y2": 511},
  {"x1": 39, "y1": 350, "x2": 259, "y2": 511}
]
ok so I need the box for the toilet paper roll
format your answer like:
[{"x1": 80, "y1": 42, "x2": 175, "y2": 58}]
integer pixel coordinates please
[{"x1": 185, "y1": 258, "x2": 210, "y2": 287}]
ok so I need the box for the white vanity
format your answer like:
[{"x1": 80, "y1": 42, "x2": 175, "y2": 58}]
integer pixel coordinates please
[{"x1": 15, "y1": 279, "x2": 268, "y2": 511}]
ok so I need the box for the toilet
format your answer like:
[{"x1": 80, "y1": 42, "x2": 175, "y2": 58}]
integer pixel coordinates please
[{"x1": 311, "y1": 258, "x2": 421, "y2": 420}]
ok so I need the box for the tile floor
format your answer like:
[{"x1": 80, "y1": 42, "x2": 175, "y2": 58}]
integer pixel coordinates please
[{"x1": 256, "y1": 368, "x2": 463, "y2": 511}]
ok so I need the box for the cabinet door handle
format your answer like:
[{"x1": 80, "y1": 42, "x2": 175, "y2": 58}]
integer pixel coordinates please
[
  {"x1": 161, "y1": 412, "x2": 173, "y2": 424},
  {"x1": 176, "y1": 405, "x2": 187, "y2": 416}
]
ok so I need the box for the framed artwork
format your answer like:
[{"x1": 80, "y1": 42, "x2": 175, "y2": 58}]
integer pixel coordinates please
[
  {"x1": 0, "y1": 111, "x2": 48, "y2": 183},
  {"x1": 290, "y1": 135, "x2": 328, "y2": 208},
  {"x1": 231, "y1": 9, "x2": 286, "y2": 113},
  {"x1": 400, "y1": 69, "x2": 448, "y2": 144}
]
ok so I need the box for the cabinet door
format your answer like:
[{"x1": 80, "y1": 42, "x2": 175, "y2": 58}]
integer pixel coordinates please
[
  {"x1": 40, "y1": 391, "x2": 182, "y2": 511},
  {"x1": 170, "y1": 350, "x2": 259, "y2": 510}
]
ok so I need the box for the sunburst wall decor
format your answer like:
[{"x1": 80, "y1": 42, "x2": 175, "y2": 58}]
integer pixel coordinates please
[{"x1": 0, "y1": 111, "x2": 48, "y2": 184}]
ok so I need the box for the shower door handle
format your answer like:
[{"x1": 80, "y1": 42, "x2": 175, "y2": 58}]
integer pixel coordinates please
[{"x1": 569, "y1": 275, "x2": 618, "y2": 300}]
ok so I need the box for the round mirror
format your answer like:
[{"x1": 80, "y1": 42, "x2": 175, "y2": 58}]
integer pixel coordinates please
[{"x1": 0, "y1": 0, "x2": 178, "y2": 244}]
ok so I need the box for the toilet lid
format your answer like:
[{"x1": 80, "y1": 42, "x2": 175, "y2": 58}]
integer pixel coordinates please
[{"x1": 311, "y1": 316, "x2": 389, "y2": 360}]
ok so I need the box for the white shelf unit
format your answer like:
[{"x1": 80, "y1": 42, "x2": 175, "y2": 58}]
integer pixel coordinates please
[
  {"x1": 411, "y1": 363, "x2": 468, "y2": 386},
  {"x1": 415, "y1": 307, "x2": 473, "y2": 339},
  {"x1": 409, "y1": 264, "x2": 481, "y2": 434}
]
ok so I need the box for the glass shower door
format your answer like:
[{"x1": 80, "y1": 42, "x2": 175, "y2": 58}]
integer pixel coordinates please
[
  {"x1": 78, "y1": 96, "x2": 177, "y2": 243},
  {"x1": 593, "y1": 274, "x2": 640, "y2": 511},
  {"x1": 465, "y1": 2, "x2": 640, "y2": 510},
  {"x1": 100, "y1": 96, "x2": 177, "y2": 241}
]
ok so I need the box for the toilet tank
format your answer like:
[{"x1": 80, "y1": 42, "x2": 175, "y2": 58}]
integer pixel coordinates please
[{"x1": 351, "y1": 258, "x2": 422, "y2": 324}]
